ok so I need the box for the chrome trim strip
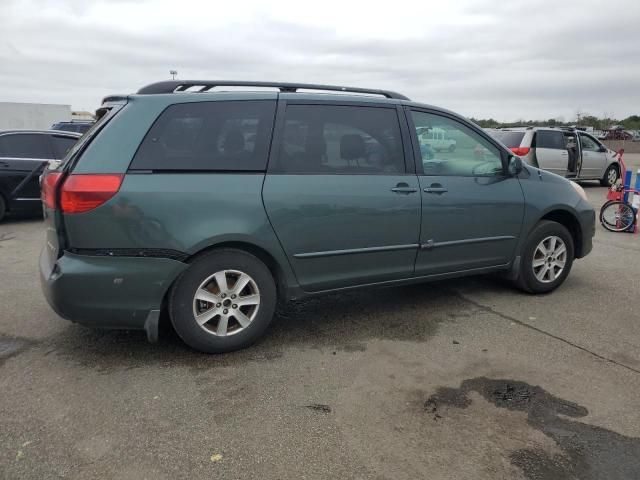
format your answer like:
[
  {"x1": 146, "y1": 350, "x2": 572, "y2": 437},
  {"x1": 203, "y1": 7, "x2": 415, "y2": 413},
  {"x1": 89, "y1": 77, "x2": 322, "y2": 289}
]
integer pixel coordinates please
[
  {"x1": 421, "y1": 235, "x2": 515, "y2": 250},
  {"x1": 294, "y1": 243, "x2": 419, "y2": 259}
]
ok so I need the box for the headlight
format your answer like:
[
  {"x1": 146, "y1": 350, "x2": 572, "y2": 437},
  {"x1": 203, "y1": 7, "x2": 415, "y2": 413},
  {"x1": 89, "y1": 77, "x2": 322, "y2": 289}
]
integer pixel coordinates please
[{"x1": 570, "y1": 181, "x2": 588, "y2": 201}]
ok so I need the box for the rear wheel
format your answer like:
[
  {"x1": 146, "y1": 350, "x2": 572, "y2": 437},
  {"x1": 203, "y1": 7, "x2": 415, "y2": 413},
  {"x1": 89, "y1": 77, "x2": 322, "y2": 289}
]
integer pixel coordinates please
[
  {"x1": 516, "y1": 220, "x2": 574, "y2": 294},
  {"x1": 169, "y1": 249, "x2": 277, "y2": 353},
  {"x1": 600, "y1": 201, "x2": 636, "y2": 232},
  {"x1": 600, "y1": 164, "x2": 619, "y2": 187}
]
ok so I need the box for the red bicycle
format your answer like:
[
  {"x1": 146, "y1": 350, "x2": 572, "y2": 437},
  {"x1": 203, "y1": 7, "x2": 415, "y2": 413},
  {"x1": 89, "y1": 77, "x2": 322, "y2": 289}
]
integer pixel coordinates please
[{"x1": 599, "y1": 149, "x2": 638, "y2": 232}]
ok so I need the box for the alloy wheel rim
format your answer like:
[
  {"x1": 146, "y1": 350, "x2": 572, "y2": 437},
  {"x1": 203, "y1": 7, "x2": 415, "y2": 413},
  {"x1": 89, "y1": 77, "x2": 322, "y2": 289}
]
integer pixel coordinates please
[
  {"x1": 192, "y1": 270, "x2": 260, "y2": 336},
  {"x1": 532, "y1": 236, "x2": 567, "y2": 284},
  {"x1": 608, "y1": 168, "x2": 618, "y2": 185}
]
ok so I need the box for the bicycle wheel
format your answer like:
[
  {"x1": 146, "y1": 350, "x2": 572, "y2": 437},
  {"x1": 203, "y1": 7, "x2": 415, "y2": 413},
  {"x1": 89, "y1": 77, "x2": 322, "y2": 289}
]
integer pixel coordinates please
[{"x1": 600, "y1": 201, "x2": 636, "y2": 232}]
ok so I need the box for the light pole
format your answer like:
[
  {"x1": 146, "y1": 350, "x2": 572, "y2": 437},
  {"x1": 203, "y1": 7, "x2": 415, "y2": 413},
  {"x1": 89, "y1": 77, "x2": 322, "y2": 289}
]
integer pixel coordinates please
[{"x1": 170, "y1": 70, "x2": 178, "y2": 80}]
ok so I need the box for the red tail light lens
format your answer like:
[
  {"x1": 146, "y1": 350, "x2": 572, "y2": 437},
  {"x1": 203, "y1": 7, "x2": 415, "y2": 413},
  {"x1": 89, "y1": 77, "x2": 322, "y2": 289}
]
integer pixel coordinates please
[
  {"x1": 42, "y1": 172, "x2": 63, "y2": 209},
  {"x1": 60, "y1": 174, "x2": 124, "y2": 214},
  {"x1": 510, "y1": 147, "x2": 530, "y2": 156}
]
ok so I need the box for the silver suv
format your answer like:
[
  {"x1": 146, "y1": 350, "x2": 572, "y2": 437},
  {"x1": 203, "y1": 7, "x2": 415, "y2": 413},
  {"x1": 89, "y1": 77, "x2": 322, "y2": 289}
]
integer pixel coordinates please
[{"x1": 490, "y1": 127, "x2": 620, "y2": 186}]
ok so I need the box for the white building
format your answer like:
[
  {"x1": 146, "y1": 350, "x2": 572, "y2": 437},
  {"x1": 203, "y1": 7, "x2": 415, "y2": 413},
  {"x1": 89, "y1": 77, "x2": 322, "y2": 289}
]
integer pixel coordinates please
[{"x1": 0, "y1": 102, "x2": 71, "y2": 130}]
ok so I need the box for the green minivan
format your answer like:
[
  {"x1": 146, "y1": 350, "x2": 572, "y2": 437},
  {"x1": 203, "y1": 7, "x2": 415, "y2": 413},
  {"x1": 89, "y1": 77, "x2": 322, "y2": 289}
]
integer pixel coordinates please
[{"x1": 40, "y1": 81, "x2": 595, "y2": 353}]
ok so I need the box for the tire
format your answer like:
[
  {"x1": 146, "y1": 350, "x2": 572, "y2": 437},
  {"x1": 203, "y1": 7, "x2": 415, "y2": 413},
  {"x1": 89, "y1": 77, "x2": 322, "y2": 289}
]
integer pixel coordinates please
[
  {"x1": 599, "y1": 201, "x2": 636, "y2": 232},
  {"x1": 448, "y1": 144, "x2": 456, "y2": 153},
  {"x1": 600, "y1": 164, "x2": 619, "y2": 187},
  {"x1": 169, "y1": 249, "x2": 277, "y2": 353},
  {"x1": 515, "y1": 220, "x2": 575, "y2": 294},
  {"x1": 0, "y1": 195, "x2": 6, "y2": 223}
]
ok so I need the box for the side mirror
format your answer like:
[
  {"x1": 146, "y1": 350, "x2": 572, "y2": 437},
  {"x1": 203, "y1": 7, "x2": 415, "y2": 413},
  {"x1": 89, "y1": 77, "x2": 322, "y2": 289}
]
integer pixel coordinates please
[{"x1": 508, "y1": 155, "x2": 523, "y2": 176}]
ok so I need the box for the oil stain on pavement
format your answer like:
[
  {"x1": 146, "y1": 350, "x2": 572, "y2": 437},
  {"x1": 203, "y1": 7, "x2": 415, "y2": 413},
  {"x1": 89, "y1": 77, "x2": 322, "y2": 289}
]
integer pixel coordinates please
[{"x1": 425, "y1": 377, "x2": 640, "y2": 480}]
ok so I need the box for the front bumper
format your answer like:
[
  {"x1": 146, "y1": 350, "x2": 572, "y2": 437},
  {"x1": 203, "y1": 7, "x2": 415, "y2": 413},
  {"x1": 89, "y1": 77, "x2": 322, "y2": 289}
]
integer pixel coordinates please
[
  {"x1": 576, "y1": 200, "x2": 595, "y2": 258},
  {"x1": 40, "y1": 249, "x2": 187, "y2": 330}
]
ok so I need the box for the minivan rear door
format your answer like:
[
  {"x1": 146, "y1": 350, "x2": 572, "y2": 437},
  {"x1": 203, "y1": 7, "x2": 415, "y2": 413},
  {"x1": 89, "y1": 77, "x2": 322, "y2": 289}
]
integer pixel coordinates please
[
  {"x1": 533, "y1": 130, "x2": 568, "y2": 176},
  {"x1": 263, "y1": 99, "x2": 421, "y2": 292}
]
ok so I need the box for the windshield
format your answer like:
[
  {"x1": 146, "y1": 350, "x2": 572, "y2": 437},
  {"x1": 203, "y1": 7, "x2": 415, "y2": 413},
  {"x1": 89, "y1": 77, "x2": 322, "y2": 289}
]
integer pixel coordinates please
[{"x1": 50, "y1": 103, "x2": 125, "y2": 171}]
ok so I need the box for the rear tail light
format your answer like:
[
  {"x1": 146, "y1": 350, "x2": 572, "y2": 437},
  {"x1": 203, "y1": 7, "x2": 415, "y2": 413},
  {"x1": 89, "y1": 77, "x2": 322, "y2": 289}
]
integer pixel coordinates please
[
  {"x1": 42, "y1": 172, "x2": 63, "y2": 209},
  {"x1": 60, "y1": 174, "x2": 124, "y2": 214},
  {"x1": 510, "y1": 147, "x2": 530, "y2": 156}
]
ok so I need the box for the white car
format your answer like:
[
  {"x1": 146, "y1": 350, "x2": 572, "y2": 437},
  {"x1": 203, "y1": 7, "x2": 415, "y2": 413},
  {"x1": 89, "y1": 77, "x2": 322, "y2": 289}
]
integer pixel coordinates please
[
  {"x1": 417, "y1": 127, "x2": 457, "y2": 152},
  {"x1": 491, "y1": 127, "x2": 621, "y2": 186}
]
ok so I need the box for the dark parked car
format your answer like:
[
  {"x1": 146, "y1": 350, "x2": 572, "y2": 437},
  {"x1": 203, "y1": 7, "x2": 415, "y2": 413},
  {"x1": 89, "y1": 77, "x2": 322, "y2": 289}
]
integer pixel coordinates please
[
  {"x1": 50, "y1": 121, "x2": 94, "y2": 134},
  {"x1": 0, "y1": 130, "x2": 81, "y2": 222},
  {"x1": 40, "y1": 81, "x2": 595, "y2": 353}
]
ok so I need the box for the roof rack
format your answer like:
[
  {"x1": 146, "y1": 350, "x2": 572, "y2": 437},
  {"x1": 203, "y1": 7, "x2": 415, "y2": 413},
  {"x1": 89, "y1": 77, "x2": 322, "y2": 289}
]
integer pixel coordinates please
[{"x1": 136, "y1": 80, "x2": 410, "y2": 100}]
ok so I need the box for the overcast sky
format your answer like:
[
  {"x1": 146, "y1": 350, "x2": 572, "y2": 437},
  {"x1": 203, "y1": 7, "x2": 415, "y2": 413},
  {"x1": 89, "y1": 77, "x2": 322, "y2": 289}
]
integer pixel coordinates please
[{"x1": 1, "y1": 0, "x2": 639, "y2": 121}]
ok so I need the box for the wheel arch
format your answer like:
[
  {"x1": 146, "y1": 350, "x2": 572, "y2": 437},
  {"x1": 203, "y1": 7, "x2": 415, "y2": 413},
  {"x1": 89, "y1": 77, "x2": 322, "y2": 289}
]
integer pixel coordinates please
[{"x1": 539, "y1": 209, "x2": 584, "y2": 258}]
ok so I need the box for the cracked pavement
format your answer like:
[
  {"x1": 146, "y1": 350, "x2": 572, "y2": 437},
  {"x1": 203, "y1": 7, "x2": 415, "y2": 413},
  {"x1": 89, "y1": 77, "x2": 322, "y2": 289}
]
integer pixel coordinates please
[{"x1": 1, "y1": 155, "x2": 639, "y2": 479}]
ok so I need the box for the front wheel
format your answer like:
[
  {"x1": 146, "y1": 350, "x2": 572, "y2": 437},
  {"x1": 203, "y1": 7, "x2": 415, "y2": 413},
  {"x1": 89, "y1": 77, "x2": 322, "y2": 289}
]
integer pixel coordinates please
[
  {"x1": 600, "y1": 164, "x2": 619, "y2": 187},
  {"x1": 600, "y1": 201, "x2": 636, "y2": 232},
  {"x1": 516, "y1": 220, "x2": 574, "y2": 294},
  {"x1": 169, "y1": 249, "x2": 277, "y2": 353}
]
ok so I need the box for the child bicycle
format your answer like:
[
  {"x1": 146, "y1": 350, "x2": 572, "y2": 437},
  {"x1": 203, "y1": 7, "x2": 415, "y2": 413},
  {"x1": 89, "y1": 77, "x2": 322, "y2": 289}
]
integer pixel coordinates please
[{"x1": 599, "y1": 149, "x2": 638, "y2": 232}]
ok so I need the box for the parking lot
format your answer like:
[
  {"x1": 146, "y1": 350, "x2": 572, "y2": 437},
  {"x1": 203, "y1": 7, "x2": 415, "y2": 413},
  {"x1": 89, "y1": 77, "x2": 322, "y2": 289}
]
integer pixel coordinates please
[{"x1": 1, "y1": 155, "x2": 639, "y2": 479}]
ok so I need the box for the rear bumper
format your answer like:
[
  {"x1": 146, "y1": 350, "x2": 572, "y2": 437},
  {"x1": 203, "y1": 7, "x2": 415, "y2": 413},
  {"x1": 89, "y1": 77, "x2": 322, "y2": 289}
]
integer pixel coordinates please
[{"x1": 40, "y1": 249, "x2": 187, "y2": 329}]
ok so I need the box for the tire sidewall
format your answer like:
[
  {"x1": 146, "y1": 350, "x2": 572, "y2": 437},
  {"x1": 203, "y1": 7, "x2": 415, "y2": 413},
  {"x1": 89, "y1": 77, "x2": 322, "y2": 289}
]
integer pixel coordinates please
[
  {"x1": 602, "y1": 165, "x2": 619, "y2": 187},
  {"x1": 169, "y1": 249, "x2": 277, "y2": 353},
  {"x1": 519, "y1": 221, "x2": 574, "y2": 294}
]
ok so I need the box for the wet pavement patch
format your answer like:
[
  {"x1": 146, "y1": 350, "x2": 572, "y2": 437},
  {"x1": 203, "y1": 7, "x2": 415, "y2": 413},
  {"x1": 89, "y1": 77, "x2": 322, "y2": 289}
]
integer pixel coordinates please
[
  {"x1": 305, "y1": 404, "x2": 332, "y2": 413},
  {"x1": 425, "y1": 377, "x2": 640, "y2": 480}
]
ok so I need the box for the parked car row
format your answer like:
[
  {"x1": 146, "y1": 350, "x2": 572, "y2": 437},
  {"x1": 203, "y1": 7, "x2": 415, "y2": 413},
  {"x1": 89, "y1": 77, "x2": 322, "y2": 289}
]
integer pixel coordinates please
[
  {"x1": 0, "y1": 130, "x2": 81, "y2": 222},
  {"x1": 38, "y1": 80, "x2": 595, "y2": 354}
]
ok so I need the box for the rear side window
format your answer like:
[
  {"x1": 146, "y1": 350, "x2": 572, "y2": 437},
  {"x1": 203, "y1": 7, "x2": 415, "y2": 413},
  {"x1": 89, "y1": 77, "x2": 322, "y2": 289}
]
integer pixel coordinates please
[
  {"x1": 131, "y1": 101, "x2": 276, "y2": 171},
  {"x1": 491, "y1": 131, "x2": 525, "y2": 148},
  {"x1": 271, "y1": 105, "x2": 405, "y2": 174},
  {"x1": 535, "y1": 131, "x2": 565, "y2": 149},
  {"x1": 0, "y1": 133, "x2": 51, "y2": 159},
  {"x1": 51, "y1": 135, "x2": 78, "y2": 159}
]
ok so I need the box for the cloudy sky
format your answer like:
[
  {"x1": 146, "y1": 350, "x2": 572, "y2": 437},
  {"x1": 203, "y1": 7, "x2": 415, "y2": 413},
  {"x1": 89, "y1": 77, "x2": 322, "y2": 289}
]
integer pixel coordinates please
[{"x1": 1, "y1": 0, "x2": 639, "y2": 121}]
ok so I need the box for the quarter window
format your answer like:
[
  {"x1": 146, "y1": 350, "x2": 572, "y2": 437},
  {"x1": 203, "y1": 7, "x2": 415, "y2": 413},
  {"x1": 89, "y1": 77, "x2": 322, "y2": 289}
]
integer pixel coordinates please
[
  {"x1": 0, "y1": 134, "x2": 51, "y2": 159},
  {"x1": 535, "y1": 131, "x2": 565, "y2": 149},
  {"x1": 130, "y1": 101, "x2": 276, "y2": 171},
  {"x1": 411, "y1": 111, "x2": 503, "y2": 176},
  {"x1": 272, "y1": 105, "x2": 405, "y2": 174}
]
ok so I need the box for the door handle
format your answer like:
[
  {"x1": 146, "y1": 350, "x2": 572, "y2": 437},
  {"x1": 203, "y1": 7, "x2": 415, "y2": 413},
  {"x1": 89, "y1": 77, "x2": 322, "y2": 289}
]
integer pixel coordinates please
[
  {"x1": 424, "y1": 183, "x2": 448, "y2": 194},
  {"x1": 391, "y1": 183, "x2": 417, "y2": 194}
]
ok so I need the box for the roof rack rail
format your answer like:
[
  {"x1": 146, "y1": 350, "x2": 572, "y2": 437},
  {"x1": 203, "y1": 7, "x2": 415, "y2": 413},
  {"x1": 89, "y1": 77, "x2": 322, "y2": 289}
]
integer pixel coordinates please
[{"x1": 136, "y1": 80, "x2": 410, "y2": 100}]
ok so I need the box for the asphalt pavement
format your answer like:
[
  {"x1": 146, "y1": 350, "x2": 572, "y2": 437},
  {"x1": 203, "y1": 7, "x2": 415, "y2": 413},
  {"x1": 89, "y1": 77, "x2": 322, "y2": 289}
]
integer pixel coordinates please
[{"x1": 1, "y1": 156, "x2": 639, "y2": 479}]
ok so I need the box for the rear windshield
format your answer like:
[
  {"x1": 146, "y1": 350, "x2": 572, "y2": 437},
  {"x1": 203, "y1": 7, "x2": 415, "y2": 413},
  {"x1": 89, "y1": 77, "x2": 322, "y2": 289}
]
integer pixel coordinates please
[
  {"x1": 49, "y1": 104, "x2": 123, "y2": 171},
  {"x1": 491, "y1": 131, "x2": 525, "y2": 148}
]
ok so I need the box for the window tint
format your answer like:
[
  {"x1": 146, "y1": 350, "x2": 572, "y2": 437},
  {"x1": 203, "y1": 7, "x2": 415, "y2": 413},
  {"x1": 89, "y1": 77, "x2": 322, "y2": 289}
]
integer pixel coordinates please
[
  {"x1": 272, "y1": 105, "x2": 405, "y2": 174},
  {"x1": 579, "y1": 134, "x2": 600, "y2": 151},
  {"x1": 536, "y1": 131, "x2": 565, "y2": 149},
  {"x1": 51, "y1": 135, "x2": 78, "y2": 159},
  {"x1": 411, "y1": 111, "x2": 503, "y2": 176},
  {"x1": 491, "y1": 131, "x2": 525, "y2": 148},
  {"x1": 131, "y1": 101, "x2": 276, "y2": 171},
  {"x1": 0, "y1": 133, "x2": 51, "y2": 159}
]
